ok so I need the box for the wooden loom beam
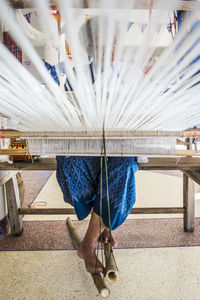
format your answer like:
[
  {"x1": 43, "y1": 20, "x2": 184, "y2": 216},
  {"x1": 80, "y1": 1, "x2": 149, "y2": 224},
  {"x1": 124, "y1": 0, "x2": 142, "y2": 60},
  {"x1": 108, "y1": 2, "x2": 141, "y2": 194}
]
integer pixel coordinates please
[
  {"x1": 8, "y1": 0, "x2": 200, "y2": 11},
  {"x1": 1, "y1": 129, "x2": 200, "y2": 138},
  {"x1": 18, "y1": 207, "x2": 185, "y2": 215},
  {"x1": 1, "y1": 157, "x2": 200, "y2": 170},
  {"x1": 183, "y1": 170, "x2": 200, "y2": 186},
  {"x1": 0, "y1": 129, "x2": 199, "y2": 156}
]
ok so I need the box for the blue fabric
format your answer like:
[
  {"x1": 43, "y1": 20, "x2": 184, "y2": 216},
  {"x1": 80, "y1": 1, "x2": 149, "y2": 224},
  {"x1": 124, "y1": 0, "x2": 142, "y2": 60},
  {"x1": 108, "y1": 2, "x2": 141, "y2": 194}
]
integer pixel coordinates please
[
  {"x1": 44, "y1": 60, "x2": 59, "y2": 84},
  {"x1": 56, "y1": 156, "x2": 138, "y2": 230}
]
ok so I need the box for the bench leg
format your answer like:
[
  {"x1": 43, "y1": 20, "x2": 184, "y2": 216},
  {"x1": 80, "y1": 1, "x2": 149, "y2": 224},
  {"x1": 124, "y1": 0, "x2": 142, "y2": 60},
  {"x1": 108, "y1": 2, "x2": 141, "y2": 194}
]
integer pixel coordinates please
[
  {"x1": 183, "y1": 173, "x2": 195, "y2": 232},
  {"x1": 5, "y1": 178, "x2": 23, "y2": 236}
]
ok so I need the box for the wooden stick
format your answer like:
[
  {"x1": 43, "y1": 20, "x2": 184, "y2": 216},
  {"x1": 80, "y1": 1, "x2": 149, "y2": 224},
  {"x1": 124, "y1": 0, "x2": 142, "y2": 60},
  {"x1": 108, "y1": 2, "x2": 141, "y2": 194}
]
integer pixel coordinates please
[
  {"x1": 2, "y1": 129, "x2": 200, "y2": 139},
  {"x1": 176, "y1": 139, "x2": 190, "y2": 146},
  {"x1": 0, "y1": 149, "x2": 28, "y2": 155},
  {"x1": 5, "y1": 178, "x2": 23, "y2": 236},
  {"x1": 18, "y1": 207, "x2": 185, "y2": 215},
  {"x1": 66, "y1": 217, "x2": 110, "y2": 298},
  {"x1": 8, "y1": 0, "x2": 200, "y2": 11},
  {"x1": 0, "y1": 149, "x2": 198, "y2": 156},
  {"x1": 0, "y1": 130, "x2": 20, "y2": 138},
  {"x1": 176, "y1": 150, "x2": 197, "y2": 156},
  {"x1": 1, "y1": 157, "x2": 200, "y2": 171},
  {"x1": 104, "y1": 243, "x2": 118, "y2": 283},
  {"x1": 66, "y1": 217, "x2": 82, "y2": 246}
]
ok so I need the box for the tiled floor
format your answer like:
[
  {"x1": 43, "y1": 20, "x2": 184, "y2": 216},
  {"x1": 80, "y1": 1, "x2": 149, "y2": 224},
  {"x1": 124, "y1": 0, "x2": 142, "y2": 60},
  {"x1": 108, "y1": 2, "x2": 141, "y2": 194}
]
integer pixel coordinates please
[{"x1": 1, "y1": 170, "x2": 200, "y2": 299}]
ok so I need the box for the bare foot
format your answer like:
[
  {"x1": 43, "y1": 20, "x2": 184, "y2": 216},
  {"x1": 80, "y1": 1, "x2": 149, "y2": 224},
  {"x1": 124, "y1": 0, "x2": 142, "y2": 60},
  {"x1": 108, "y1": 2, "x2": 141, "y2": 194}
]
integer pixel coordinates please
[
  {"x1": 98, "y1": 227, "x2": 117, "y2": 247},
  {"x1": 77, "y1": 241, "x2": 103, "y2": 273}
]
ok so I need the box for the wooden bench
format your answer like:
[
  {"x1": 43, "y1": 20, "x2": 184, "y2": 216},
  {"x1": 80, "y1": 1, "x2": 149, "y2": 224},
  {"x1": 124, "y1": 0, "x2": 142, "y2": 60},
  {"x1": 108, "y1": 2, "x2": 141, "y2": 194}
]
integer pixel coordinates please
[{"x1": 2, "y1": 157, "x2": 200, "y2": 236}]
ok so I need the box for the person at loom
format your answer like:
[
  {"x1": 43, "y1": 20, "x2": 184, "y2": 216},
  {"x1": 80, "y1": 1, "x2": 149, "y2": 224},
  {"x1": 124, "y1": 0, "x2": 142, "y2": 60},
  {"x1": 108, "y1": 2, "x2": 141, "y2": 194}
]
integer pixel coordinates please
[{"x1": 56, "y1": 16, "x2": 139, "y2": 274}]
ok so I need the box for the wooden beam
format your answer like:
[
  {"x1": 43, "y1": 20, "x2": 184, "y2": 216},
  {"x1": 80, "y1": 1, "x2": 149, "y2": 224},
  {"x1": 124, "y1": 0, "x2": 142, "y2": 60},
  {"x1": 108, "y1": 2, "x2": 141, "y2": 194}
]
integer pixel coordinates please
[
  {"x1": 1, "y1": 157, "x2": 200, "y2": 170},
  {"x1": 1, "y1": 129, "x2": 200, "y2": 139},
  {"x1": 140, "y1": 157, "x2": 200, "y2": 170},
  {"x1": 0, "y1": 149, "x2": 197, "y2": 157},
  {"x1": 0, "y1": 149, "x2": 28, "y2": 155},
  {"x1": 15, "y1": 129, "x2": 200, "y2": 138},
  {"x1": 183, "y1": 170, "x2": 200, "y2": 186},
  {"x1": 183, "y1": 173, "x2": 195, "y2": 232},
  {"x1": 18, "y1": 207, "x2": 185, "y2": 215},
  {"x1": 8, "y1": 0, "x2": 200, "y2": 11},
  {"x1": 0, "y1": 130, "x2": 20, "y2": 138},
  {"x1": 5, "y1": 178, "x2": 23, "y2": 236}
]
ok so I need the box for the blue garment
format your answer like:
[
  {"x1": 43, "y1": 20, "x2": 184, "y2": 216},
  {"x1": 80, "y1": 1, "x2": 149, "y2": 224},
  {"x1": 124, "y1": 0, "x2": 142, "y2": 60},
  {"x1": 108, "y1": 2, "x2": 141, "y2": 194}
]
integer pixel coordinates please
[
  {"x1": 44, "y1": 60, "x2": 59, "y2": 84},
  {"x1": 56, "y1": 156, "x2": 138, "y2": 230}
]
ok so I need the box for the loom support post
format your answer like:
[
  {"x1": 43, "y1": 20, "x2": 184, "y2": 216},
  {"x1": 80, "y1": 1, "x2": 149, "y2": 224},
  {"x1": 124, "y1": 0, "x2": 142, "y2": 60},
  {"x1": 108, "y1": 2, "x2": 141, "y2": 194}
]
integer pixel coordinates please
[
  {"x1": 183, "y1": 137, "x2": 195, "y2": 232},
  {"x1": 183, "y1": 173, "x2": 195, "y2": 232},
  {"x1": 5, "y1": 178, "x2": 23, "y2": 236}
]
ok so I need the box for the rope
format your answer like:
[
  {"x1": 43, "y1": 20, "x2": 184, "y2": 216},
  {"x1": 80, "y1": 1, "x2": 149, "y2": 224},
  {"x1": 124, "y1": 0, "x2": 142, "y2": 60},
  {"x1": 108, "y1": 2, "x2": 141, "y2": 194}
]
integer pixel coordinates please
[
  {"x1": 95, "y1": 140, "x2": 105, "y2": 273},
  {"x1": 103, "y1": 131, "x2": 112, "y2": 245},
  {"x1": 103, "y1": 131, "x2": 118, "y2": 272}
]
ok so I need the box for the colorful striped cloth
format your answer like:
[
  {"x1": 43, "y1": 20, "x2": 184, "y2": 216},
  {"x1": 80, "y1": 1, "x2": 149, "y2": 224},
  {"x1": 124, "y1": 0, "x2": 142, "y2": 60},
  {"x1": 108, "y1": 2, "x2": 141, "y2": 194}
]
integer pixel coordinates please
[{"x1": 3, "y1": 32, "x2": 22, "y2": 62}]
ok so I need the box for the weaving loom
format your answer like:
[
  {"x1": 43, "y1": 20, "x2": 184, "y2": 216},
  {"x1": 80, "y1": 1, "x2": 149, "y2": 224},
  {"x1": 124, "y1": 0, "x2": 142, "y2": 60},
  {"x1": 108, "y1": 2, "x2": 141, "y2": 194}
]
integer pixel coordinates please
[
  {"x1": 0, "y1": 1, "x2": 200, "y2": 225},
  {"x1": 0, "y1": 0, "x2": 200, "y2": 157},
  {"x1": 1, "y1": 2, "x2": 200, "y2": 297}
]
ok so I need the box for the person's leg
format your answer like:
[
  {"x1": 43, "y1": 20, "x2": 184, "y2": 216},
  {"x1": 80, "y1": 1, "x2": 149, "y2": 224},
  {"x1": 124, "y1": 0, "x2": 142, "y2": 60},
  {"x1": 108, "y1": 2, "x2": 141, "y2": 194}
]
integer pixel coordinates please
[
  {"x1": 78, "y1": 210, "x2": 106, "y2": 273},
  {"x1": 56, "y1": 156, "x2": 99, "y2": 219},
  {"x1": 94, "y1": 157, "x2": 138, "y2": 231},
  {"x1": 57, "y1": 156, "x2": 106, "y2": 273}
]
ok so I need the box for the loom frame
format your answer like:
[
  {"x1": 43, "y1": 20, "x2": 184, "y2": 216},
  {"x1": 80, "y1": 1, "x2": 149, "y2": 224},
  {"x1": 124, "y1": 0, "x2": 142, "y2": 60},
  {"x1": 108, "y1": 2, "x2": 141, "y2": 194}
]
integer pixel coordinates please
[{"x1": 2, "y1": 156, "x2": 200, "y2": 236}]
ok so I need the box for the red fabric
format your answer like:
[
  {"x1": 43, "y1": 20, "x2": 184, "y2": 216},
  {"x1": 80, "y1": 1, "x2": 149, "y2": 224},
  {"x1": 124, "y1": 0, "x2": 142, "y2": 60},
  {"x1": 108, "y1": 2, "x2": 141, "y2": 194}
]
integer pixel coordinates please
[{"x1": 3, "y1": 32, "x2": 22, "y2": 63}]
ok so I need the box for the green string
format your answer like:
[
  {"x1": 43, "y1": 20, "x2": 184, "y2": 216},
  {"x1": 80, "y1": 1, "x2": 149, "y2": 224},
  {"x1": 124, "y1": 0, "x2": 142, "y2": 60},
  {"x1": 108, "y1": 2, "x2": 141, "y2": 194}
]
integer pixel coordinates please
[
  {"x1": 103, "y1": 132, "x2": 112, "y2": 249},
  {"x1": 103, "y1": 131, "x2": 118, "y2": 271},
  {"x1": 99, "y1": 155, "x2": 104, "y2": 267},
  {"x1": 95, "y1": 147, "x2": 104, "y2": 272},
  {"x1": 95, "y1": 131, "x2": 119, "y2": 273}
]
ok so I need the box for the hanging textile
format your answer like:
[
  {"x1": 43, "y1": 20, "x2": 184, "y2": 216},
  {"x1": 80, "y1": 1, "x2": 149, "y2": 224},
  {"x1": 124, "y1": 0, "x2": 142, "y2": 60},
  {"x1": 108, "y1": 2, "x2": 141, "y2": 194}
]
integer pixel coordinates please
[{"x1": 3, "y1": 32, "x2": 22, "y2": 62}]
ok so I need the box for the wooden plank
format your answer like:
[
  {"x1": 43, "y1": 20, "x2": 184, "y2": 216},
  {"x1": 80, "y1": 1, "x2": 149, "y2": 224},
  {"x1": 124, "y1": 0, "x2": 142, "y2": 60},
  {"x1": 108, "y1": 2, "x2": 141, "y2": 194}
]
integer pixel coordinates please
[
  {"x1": 0, "y1": 158, "x2": 57, "y2": 170},
  {"x1": 0, "y1": 149, "x2": 28, "y2": 155},
  {"x1": 1, "y1": 149, "x2": 198, "y2": 157},
  {"x1": 176, "y1": 150, "x2": 196, "y2": 156},
  {"x1": 183, "y1": 170, "x2": 200, "y2": 186},
  {"x1": 183, "y1": 173, "x2": 195, "y2": 232},
  {"x1": 1, "y1": 129, "x2": 200, "y2": 139},
  {"x1": 8, "y1": 0, "x2": 200, "y2": 10},
  {"x1": 140, "y1": 157, "x2": 200, "y2": 170},
  {"x1": 1, "y1": 157, "x2": 200, "y2": 170},
  {"x1": 18, "y1": 207, "x2": 185, "y2": 215},
  {"x1": 5, "y1": 178, "x2": 23, "y2": 236},
  {"x1": 0, "y1": 130, "x2": 20, "y2": 138}
]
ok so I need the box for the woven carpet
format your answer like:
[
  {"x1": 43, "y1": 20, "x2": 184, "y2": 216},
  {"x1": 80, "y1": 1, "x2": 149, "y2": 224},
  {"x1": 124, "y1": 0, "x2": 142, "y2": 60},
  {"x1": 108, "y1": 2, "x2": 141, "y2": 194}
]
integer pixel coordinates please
[{"x1": 1, "y1": 218, "x2": 200, "y2": 251}]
